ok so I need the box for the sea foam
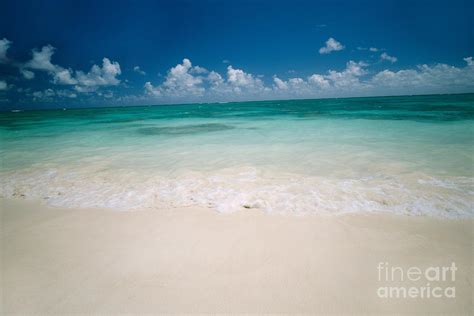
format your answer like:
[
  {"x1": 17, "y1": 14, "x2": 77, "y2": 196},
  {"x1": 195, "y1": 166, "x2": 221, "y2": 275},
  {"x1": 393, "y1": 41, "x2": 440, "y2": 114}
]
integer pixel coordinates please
[{"x1": 1, "y1": 165, "x2": 472, "y2": 218}]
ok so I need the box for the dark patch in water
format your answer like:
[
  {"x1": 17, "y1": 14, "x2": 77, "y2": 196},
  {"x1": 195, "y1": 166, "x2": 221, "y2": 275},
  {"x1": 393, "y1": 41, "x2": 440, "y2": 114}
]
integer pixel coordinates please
[
  {"x1": 137, "y1": 123, "x2": 235, "y2": 136},
  {"x1": 94, "y1": 118, "x2": 145, "y2": 124}
]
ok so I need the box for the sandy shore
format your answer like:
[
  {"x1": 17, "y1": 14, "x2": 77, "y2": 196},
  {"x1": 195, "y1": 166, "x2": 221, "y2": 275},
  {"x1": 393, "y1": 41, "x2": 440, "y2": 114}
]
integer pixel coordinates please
[{"x1": 1, "y1": 198, "x2": 472, "y2": 314}]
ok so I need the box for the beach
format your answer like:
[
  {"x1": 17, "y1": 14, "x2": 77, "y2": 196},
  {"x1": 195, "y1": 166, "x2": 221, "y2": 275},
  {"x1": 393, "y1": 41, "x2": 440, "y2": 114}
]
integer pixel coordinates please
[
  {"x1": 1, "y1": 95, "x2": 473, "y2": 218},
  {"x1": 1, "y1": 198, "x2": 472, "y2": 314},
  {"x1": 1, "y1": 95, "x2": 473, "y2": 314},
  {"x1": 2, "y1": 0, "x2": 473, "y2": 313}
]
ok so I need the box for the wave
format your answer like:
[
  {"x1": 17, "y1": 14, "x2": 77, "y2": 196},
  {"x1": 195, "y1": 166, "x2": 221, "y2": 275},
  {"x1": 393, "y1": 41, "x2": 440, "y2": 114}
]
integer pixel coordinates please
[{"x1": 1, "y1": 165, "x2": 472, "y2": 218}]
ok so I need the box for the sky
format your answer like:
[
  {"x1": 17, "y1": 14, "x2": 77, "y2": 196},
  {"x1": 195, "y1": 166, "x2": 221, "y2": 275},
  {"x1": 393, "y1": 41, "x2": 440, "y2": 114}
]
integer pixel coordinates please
[{"x1": 0, "y1": 0, "x2": 473, "y2": 109}]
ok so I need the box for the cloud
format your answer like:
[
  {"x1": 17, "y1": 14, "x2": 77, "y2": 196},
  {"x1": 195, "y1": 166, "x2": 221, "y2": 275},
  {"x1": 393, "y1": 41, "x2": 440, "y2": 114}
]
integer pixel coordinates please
[
  {"x1": 20, "y1": 68, "x2": 35, "y2": 80},
  {"x1": 141, "y1": 56, "x2": 474, "y2": 103},
  {"x1": 74, "y1": 58, "x2": 121, "y2": 89},
  {"x1": 4, "y1": 38, "x2": 474, "y2": 105},
  {"x1": 226, "y1": 65, "x2": 265, "y2": 92},
  {"x1": 144, "y1": 81, "x2": 161, "y2": 96},
  {"x1": 0, "y1": 80, "x2": 8, "y2": 91},
  {"x1": 308, "y1": 74, "x2": 330, "y2": 89},
  {"x1": 272, "y1": 61, "x2": 366, "y2": 96},
  {"x1": 145, "y1": 58, "x2": 205, "y2": 97},
  {"x1": 319, "y1": 37, "x2": 345, "y2": 54},
  {"x1": 144, "y1": 59, "x2": 268, "y2": 100},
  {"x1": 23, "y1": 45, "x2": 121, "y2": 93},
  {"x1": 161, "y1": 58, "x2": 205, "y2": 96},
  {"x1": 25, "y1": 45, "x2": 58, "y2": 71},
  {"x1": 357, "y1": 46, "x2": 383, "y2": 53},
  {"x1": 464, "y1": 56, "x2": 473, "y2": 66},
  {"x1": 369, "y1": 59, "x2": 474, "y2": 94},
  {"x1": 0, "y1": 38, "x2": 11, "y2": 62},
  {"x1": 273, "y1": 76, "x2": 288, "y2": 90},
  {"x1": 30, "y1": 88, "x2": 77, "y2": 101},
  {"x1": 133, "y1": 66, "x2": 146, "y2": 75},
  {"x1": 380, "y1": 52, "x2": 397, "y2": 63}
]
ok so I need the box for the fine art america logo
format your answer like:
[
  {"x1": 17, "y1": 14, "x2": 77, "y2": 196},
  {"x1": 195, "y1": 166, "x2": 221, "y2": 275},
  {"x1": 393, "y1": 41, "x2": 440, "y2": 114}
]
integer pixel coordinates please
[{"x1": 377, "y1": 262, "x2": 457, "y2": 299}]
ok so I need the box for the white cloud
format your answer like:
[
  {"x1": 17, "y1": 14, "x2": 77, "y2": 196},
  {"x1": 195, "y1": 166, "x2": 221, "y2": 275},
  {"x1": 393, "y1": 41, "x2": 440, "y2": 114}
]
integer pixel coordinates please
[
  {"x1": 133, "y1": 66, "x2": 146, "y2": 75},
  {"x1": 31, "y1": 88, "x2": 77, "y2": 100},
  {"x1": 20, "y1": 68, "x2": 35, "y2": 80},
  {"x1": 74, "y1": 58, "x2": 121, "y2": 88},
  {"x1": 272, "y1": 61, "x2": 366, "y2": 96},
  {"x1": 319, "y1": 37, "x2": 345, "y2": 54},
  {"x1": 161, "y1": 58, "x2": 205, "y2": 96},
  {"x1": 308, "y1": 74, "x2": 330, "y2": 89},
  {"x1": 380, "y1": 52, "x2": 397, "y2": 63},
  {"x1": 0, "y1": 80, "x2": 8, "y2": 91},
  {"x1": 141, "y1": 57, "x2": 474, "y2": 103},
  {"x1": 369, "y1": 47, "x2": 379, "y2": 52},
  {"x1": 189, "y1": 65, "x2": 208, "y2": 74},
  {"x1": 226, "y1": 65, "x2": 264, "y2": 92},
  {"x1": 144, "y1": 81, "x2": 161, "y2": 96},
  {"x1": 53, "y1": 68, "x2": 77, "y2": 85},
  {"x1": 273, "y1": 76, "x2": 288, "y2": 90},
  {"x1": 144, "y1": 59, "x2": 268, "y2": 100},
  {"x1": 325, "y1": 61, "x2": 368, "y2": 90},
  {"x1": 144, "y1": 58, "x2": 206, "y2": 97},
  {"x1": 0, "y1": 38, "x2": 11, "y2": 62},
  {"x1": 369, "y1": 61, "x2": 474, "y2": 94},
  {"x1": 464, "y1": 56, "x2": 473, "y2": 66},
  {"x1": 25, "y1": 45, "x2": 57, "y2": 71},
  {"x1": 24, "y1": 45, "x2": 121, "y2": 93}
]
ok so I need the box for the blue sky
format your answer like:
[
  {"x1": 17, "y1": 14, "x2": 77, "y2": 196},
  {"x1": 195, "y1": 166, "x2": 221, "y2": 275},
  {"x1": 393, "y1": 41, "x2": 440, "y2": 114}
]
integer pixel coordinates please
[{"x1": 0, "y1": 0, "x2": 473, "y2": 108}]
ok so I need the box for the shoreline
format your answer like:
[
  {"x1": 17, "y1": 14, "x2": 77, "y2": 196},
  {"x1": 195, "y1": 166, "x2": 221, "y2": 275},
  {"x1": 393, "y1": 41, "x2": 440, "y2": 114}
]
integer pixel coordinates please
[{"x1": 1, "y1": 197, "x2": 472, "y2": 314}]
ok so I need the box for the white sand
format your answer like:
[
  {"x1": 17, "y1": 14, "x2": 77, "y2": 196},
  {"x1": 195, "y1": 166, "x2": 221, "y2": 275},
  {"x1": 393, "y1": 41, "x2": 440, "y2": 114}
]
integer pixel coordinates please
[{"x1": 1, "y1": 198, "x2": 472, "y2": 314}]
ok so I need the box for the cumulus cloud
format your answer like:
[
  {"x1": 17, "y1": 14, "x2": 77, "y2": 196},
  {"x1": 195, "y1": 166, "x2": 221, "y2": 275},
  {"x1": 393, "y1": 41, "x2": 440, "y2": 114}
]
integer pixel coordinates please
[
  {"x1": 25, "y1": 45, "x2": 57, "y2": 71},
  {"x1": 319, "y1": 37, "x2": 345, "y2": 54},
  {"x1": 74, "y1": 58, "x2": 121, "y2": 88},
  {"x1": 369, "y1": 47, "x2": 379, "y2": 52},
  {"x1": 20, "y1": 68, "x2": 35, "y2": 80},
  {"x1": 273, "y1": 76, "x2": 288, "y2": 90},
  {"x1": 464, "y1": 56, "x2": 473, "y2": 66},
  {"x1": 4, "y1": 38, "x2": 474, "y2": 104},
  {"x1": 369, "y1": 59, "x2": 474, "y2": 94},
  {"x1": 31, "y1": 88, "x2": 77, "y2": 100},
  {"x1": 308, "y1": 74, "x2": 330, "y2": 89},
  {"x1": 273, "y1": 58, "x2": 474, "y2": 98},
  {"x1": 189, "y1": 65, "x2": 208, "y2": 74},
  {"x1": 161, "y1": 58, "x2": 205, "y2": 96},
  {"x1": 0, "y1": 38, "x2": 12, "y2": 62},
  {"x1": 141, "y1": 56, "x2": 474, "y2": 103},
  {"x1": 0, "y1": 80, "x2": 8, "y2": 91},
  {"x1": 144, "y1": 81, "x2": 161, "y2": 96},
  {"x1": 23, "y1": 45, "x2": 121, "y2": 93},
  {"x1": 272, "y1": 61, "x2": 366, "y2": 96},
  {"x1": 133, "y1": 66, "x2": 146, "y2": 75},
  {"x1": 226, "y1": 65, "x2": 265, "y2": 93},
  {"x1": 145, "y1": 58, "x2": 205, "y2": 97},
  {"x1": 145, "y1": 59, "x2": 267, "y2": 100},
  {"x1": 380, "y1": 52, "x2": 397, "y2": 63}
]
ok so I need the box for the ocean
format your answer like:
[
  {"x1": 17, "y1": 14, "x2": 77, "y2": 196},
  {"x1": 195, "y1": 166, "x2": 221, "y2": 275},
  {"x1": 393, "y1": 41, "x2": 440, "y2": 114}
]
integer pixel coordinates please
[{"x1": 1, "y1": 94, "x2": 473, "y2": 217}]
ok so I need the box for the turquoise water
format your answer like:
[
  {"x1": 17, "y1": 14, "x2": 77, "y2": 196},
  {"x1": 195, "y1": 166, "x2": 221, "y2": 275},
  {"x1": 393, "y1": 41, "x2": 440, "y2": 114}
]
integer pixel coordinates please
[{"x1": 1, "y1": 94, "x2": 473, "y2": 217}]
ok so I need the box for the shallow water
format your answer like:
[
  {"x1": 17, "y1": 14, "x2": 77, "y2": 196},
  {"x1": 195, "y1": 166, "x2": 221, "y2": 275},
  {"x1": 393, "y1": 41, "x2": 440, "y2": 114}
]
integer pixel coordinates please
[{"x1": 1, "y1": 94, "x2": 473, "y2": 217}]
